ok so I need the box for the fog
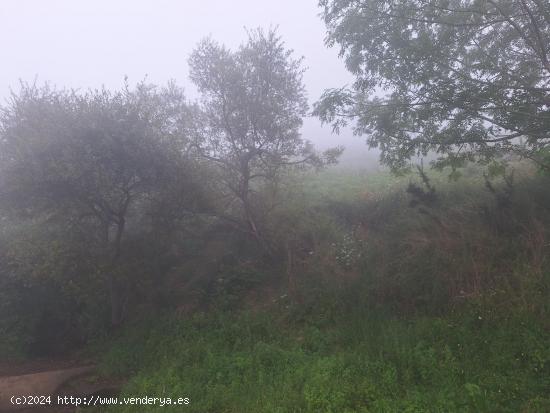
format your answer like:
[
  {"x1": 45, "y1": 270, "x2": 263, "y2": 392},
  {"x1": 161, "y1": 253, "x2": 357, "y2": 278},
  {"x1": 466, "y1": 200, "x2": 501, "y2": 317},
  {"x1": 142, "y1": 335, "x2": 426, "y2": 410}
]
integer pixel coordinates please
[{"x1": 0, "y1": 0, "x2": 380, "y2": 168}]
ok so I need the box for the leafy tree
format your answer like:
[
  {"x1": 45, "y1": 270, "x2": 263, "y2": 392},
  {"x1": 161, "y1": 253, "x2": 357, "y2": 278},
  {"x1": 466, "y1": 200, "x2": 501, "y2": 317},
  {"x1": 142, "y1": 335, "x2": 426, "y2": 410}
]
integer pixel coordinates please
[
  {"x1": 0, "y1": 81, "x2": 202, "y2": 326},
  {"x1": 189, "y1": 28, "x2": 341, "y2": 251},
  {"x1": 314, "y1": 0, "x2": 550, "y2": 171}
]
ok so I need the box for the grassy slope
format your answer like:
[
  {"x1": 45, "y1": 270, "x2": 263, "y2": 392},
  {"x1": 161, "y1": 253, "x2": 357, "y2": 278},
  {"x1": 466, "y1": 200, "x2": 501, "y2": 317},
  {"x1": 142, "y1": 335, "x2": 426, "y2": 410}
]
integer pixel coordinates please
[
  {"x1": 95, "y1": 168, "x2": 550, "y2": 413},
  {"x1": 97, "y1": 306, "x2": 550, "y2": 412}
]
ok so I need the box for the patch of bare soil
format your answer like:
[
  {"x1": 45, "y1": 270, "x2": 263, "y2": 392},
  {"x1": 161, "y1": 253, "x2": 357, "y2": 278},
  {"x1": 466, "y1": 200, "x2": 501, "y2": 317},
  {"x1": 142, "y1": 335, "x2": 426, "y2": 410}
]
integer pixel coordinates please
[
  {"x1": 0, "y1": 357, "x2": 122, "y2": 413},
  {"x1": 0, "y1": 358, "x2": 88, "y2": 378}
]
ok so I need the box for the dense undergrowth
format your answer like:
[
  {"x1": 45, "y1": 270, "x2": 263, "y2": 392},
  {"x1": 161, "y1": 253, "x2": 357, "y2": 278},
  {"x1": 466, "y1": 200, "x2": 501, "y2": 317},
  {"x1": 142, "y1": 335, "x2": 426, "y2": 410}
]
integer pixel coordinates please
[
  {"x1": 86, "y1": 165, "x2": 550, "y2": 413},
  {"x1": 95, "y1": 293, "x2": 550, "y2": 412}
]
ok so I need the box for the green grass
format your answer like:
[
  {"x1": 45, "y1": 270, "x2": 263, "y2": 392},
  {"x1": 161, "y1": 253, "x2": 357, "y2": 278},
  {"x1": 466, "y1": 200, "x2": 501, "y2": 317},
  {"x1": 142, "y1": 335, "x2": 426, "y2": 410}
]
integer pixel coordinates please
[
  {"x1": 94, "y1": 293, "x2": 550, "y2": 413},
  {"x1": 299, "y1": 168, "x2": 406, "y2": 204}
]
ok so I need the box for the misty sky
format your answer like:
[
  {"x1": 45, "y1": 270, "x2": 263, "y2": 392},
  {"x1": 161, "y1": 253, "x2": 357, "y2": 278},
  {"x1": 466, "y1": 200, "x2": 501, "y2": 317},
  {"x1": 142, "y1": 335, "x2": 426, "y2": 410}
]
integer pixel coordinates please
[{"x1": 0, "y1": 0, "x2": 378, "y2": 166}]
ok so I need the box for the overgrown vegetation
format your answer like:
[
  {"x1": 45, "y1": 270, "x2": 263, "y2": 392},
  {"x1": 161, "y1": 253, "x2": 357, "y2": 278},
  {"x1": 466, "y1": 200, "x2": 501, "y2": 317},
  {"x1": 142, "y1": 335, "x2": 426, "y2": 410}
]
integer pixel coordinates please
[
  {"x1": 83, "y1": 166, "x2": 550, "y2": 412},
  {"x1": 1, "y1": 3, "x2": 549, "y2": 411},
  {"x1": 96, "y1": 303, "x2": 550, "y2": 413}
]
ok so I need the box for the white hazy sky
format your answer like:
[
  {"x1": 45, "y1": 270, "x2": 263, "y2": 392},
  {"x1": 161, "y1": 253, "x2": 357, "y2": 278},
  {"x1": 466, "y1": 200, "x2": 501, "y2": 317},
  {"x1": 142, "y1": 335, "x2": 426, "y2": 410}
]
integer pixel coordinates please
[{"x1": 0, "y1": 0, "x2": 379, "y2": 165}]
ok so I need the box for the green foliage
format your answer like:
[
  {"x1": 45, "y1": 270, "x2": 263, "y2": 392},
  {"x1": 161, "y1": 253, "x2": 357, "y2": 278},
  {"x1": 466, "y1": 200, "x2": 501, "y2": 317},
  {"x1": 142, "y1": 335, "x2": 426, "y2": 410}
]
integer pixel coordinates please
[
  {"x1": 3, "y1": 154, "x2": 550, "y2": 411},
  {"x1": 94, "y1": 291, "x2": 550, "y2": 412},
  {"x1": 0, "y1": 80, "x2": 207, "y2": 330},
  {"x1": 0, "y1": 219, "x2": 111, "y2": 357},
  {"x1": 314, "y1": 0, "x2": 550, "y2": 171}
]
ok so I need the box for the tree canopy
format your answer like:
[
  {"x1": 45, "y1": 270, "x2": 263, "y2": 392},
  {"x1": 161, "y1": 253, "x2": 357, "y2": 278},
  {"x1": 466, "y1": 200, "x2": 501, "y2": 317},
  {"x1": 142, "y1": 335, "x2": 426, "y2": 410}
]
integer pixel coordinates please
[
  {"x1": 189, "y1": 28, "x2": 341, "y2": 248},
  {"x1": 0, "y1": 81, "x2": 204, "y2": 326},
  {"x1": 314, "y1": 0, "x2": 550, "y2": 171}
]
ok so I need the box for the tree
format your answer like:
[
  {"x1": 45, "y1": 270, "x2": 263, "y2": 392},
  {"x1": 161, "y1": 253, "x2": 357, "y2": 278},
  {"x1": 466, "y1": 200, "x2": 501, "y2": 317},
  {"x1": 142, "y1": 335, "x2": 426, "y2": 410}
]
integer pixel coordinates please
[
  {"x1": 0, "y1": 81, "x2": 202, "y2": 326},
  {"x1": 189, "y1": 28, "x2": 341, "y2": 251},
  {"x1": 314, "y1": 0, "x2": 550, "y2": 171}
]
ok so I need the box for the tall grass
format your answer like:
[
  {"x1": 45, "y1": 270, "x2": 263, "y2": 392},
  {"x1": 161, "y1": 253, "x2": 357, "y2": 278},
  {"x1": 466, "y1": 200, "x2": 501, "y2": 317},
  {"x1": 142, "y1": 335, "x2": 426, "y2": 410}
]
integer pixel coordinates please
[{"x1": 95, "y1": 285, "x2": 550, "y2": 412}]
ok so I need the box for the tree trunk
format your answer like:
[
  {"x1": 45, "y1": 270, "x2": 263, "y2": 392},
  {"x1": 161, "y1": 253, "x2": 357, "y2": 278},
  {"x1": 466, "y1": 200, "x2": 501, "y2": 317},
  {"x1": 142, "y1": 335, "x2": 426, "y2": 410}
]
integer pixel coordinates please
[
  {"x1": 108, "y1": 218, "x2": 126, "y2": 328},
  {"x1": 109, "y1": 274, "x2": 123, "y2": 327},
  {"x1": 239, "y1": 162, "x2": 274, "y2": 256},
  {"x1": 241, "y1": 174, "x2": 264, "y2": 244}
]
